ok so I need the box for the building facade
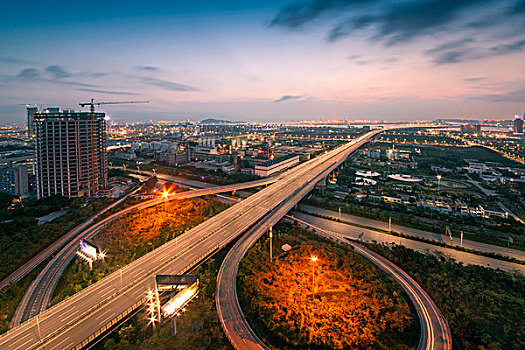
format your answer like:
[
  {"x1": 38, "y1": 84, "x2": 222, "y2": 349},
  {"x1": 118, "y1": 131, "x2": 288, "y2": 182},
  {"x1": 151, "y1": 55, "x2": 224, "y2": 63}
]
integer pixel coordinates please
[
  {"x1": 514, "y1": 115, "x2": 524, "y2": 134},
  {"x1": 26, "y1": 105, "x2": 38, "y2": 138},
  {"x1": 0, "y1": 166, "x2": 29, "y2": 197},
  {"x1": 254, "y1": 154, "x2": 299, "y2": 177},
  {"x1": 34, "y1": 110, "x2": 108, "y2": 198},
  {"x1": 461, "y1": 124, "x2": 482, "y2": 134}
]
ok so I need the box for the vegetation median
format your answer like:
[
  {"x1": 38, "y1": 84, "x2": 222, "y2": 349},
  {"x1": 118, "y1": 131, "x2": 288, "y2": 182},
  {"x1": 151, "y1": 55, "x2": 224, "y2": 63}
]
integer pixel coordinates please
[{"x1": 237, "y1": 222, "x2": 419, "y2": 350}]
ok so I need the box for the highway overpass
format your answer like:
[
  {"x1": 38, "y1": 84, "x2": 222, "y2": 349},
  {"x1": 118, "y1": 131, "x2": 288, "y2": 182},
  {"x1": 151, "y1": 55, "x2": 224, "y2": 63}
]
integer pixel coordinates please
[
  {"x1": 0, "y1": 129, "x2": 381, "y2": 350},
  {"x1": 10, "y1": 176, "x2": 282, "y2": 327}
]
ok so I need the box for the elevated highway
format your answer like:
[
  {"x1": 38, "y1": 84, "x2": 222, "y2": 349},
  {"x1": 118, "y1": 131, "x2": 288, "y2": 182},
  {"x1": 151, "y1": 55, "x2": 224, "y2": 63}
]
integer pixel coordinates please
[
  {"x1": 0, "y1": 129, "x2": 380, "y2": 350},
  {"x1": 11, "y1": 176, "x2": 282, "y2": 327}
]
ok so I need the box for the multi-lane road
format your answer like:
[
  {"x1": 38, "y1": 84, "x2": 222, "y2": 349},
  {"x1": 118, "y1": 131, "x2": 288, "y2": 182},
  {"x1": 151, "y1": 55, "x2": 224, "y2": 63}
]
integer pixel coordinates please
[
  {"x1": 0, "y1": 130, "x2": 381, "y2": 350},
  {"x1": 9, "y1": 176, "x2": 281, "y2": 327},
  {"x1": 291, "y1": 212, "x2": 525, "y2": 274},
  {"x1": 297, "y1": 204, "x2": 525, "y2": 263}
]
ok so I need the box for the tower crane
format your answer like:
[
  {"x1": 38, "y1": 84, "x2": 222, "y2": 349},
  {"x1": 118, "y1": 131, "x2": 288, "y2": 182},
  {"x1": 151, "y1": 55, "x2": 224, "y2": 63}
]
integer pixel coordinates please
[{"x1": 79, "y1": 98, "x2": 149, "y2": 195}]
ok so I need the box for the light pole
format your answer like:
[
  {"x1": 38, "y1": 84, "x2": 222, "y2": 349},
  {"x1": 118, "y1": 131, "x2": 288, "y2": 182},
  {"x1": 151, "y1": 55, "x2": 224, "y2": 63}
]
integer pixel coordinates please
[
  {"x1": 310, "y1": 256, "x2": 317, "y2": 301},
  {"x1": 36, "y1": 315, "x2": 42, "y2": 342},
  {"x1": 162, "y1": 190, "x2": 169, "y2": 213},
  {"x1": 437, "y1": 175, "x2": 442, "y2": 191}
]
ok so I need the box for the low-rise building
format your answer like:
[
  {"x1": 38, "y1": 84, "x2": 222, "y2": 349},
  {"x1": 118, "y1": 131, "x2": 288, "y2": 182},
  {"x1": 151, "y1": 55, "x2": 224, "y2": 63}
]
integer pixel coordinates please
[
  {"x1": 254, "y1": 154, "x2": 299, "y2": 177},
  {"x1": 480, "y1": 206, "x2": 508, "y2": 219}
]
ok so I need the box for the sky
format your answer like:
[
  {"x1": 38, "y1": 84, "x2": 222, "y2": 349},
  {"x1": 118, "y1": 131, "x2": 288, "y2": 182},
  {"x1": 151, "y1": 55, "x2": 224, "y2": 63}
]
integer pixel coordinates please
[{"x1": 1, "y1": 0, "x2": 525, "y2": 123}]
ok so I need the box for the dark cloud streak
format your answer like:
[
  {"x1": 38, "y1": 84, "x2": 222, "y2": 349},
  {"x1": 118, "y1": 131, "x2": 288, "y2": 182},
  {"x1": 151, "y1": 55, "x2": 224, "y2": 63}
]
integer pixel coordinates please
[
  {"x1": 134, "y1": 65, "x2": 162, "y2": 72},
  {"x1": 46, "y1": 65, "x2": 71, "y2": 79},
  {"x1": 275, "y1": 95, "x2": 302, "y2": 102},
  {"x1": 271, "y1": 0, "x2": 525, "y2": 64},
  {"x1": 141, "y1": 77, "x2": 196, "y2": 91},
  {"x1": 76, "y1": 88, "x2": 138, "y2": 95}
]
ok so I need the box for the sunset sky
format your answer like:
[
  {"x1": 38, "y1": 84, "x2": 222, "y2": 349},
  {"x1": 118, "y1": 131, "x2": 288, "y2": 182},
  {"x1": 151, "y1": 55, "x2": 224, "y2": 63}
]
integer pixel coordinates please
[{"x1": 1, "y1": 0, "x2": 525, "y2": 123}]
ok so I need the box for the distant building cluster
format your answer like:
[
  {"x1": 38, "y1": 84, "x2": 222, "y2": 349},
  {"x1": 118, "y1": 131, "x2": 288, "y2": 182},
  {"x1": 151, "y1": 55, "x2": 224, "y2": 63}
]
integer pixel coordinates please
[
  {"x1": 110, "y1": 134, "x2": 323, "y2": 178},
  {"x1": 366, "y1": 191, "x2": 508, "y2": 218},
  {"x1": 461, "y1": 124, "x2": 482, "y2": 134}
]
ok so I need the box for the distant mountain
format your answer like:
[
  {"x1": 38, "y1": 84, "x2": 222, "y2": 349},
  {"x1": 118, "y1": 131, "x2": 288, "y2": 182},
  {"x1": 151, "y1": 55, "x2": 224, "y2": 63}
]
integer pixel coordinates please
[{"x1": 200, "y1": 118, "x2": 244, "y2": 124}]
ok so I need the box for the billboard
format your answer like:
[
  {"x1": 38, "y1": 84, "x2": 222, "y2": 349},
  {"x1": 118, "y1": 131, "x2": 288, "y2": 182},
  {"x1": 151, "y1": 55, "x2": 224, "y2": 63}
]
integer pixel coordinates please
[
  {"x1": 79, "y1": 240, "x2": 99, "y2": 261},
  {"x1": 161, "y1": 281, "x2": 199, "y2": 318}
]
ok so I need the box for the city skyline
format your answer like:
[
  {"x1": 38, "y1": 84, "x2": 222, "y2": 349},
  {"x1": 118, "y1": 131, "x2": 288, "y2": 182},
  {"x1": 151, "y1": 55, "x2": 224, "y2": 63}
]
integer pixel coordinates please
[{"x1": 2, "y1": 0, "x2": 525, "y2": 123}]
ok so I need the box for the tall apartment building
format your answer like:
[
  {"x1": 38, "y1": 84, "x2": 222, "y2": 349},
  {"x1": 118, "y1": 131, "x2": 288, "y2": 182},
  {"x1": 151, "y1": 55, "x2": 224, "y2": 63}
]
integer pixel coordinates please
[
  {"x1": 34, "y1": 109, "x2": 108, "y2": 198},
  {"x1": 514, "y1": 115, "x2": 524, "y2": 134},
  {"x1": 26, "y1": 104, "x2": 38, "y2": 138}
]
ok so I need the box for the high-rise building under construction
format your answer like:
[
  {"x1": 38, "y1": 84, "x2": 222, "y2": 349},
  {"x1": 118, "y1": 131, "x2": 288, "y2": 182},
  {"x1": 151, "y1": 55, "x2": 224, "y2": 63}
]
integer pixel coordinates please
[{"x1": 34, "y1": 109, "x2": 108, "y2": 198}]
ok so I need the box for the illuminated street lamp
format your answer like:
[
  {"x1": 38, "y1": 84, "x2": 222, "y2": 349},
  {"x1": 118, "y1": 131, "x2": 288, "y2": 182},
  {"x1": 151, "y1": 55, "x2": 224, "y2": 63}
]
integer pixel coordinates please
[
  {"x1": 310, "y1": 256, "x2": 318, "y2": 300},
  {"x1": 162, "y1": 190, "x2": 169, "y2": 213},
  {"x1": 436, "y1": 175, "x2": 442, "y2": 191}
]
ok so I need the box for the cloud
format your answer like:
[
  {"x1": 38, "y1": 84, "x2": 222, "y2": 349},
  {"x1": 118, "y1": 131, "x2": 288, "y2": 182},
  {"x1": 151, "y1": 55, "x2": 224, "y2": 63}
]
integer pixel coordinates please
[
  {"x1": 482, "y1": 85, "x2": 525, "y2": 103},
  {"x1": 15, "y1": 68, "x2": 40, "y2": 81},
  {"x1": 7, "y1": 67, "x2": 96, "y2": 87},
  {"x1": 134, "y1": 65, "x2": 162, "y2": 72},
  {"x1": 76, "y1": 88, "x2": 138, "y2": 95},
  {"x1": 45, "y1": 65, "x2": 71, "y2": 79},
  {"x1": 425, "y1": 37, "x2": 525, "y2": 65},
  {"x1": 0, "y1": 56, "x2": 32, "y2": 65},
  {"x1": 78, "y1": 72, "x2": 108, "y2": 78},
  {"x1": 269, "y1": 0, "x2": 372, "y2": 29},
  {"x1": 425, "y1": 39, "x2": 474, "y2": 56},
  {"x1": 271, "y1": 0, "x2": 525, "y2": 49},
  {"x1": 275, "y1": 95, "x2": 302, "y2": 102},
  {"x1": 347, "y1": 54, "x2": 374, "y2": 65},
  {"x1": 490, "y1": 39, "x2": 525, "y2": 55},
  {"x1": 465, "y1": 77, "x2": 486, "y2": 82},
  {"x1": 142, "y1": 77, "x2": 196, "y2": 91},
  {"x1": 431, "y1": 50, "x2": 473, "y2": 65},
  {"x1": 329, "y1": 0, "x2": 485, "y2": 44}
]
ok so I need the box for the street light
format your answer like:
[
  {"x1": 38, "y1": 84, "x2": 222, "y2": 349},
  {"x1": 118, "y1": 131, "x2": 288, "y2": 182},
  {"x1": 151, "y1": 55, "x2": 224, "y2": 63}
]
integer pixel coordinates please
[
  {"x1": 310, "y1": 256, "x2": 318, "y2": 300},
  {"x1": 162, "y1": 190, "x2": 169, "y2": 213},
  {"x1": 437, "y1": 174, "x2": 442, "y2": 191}
]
